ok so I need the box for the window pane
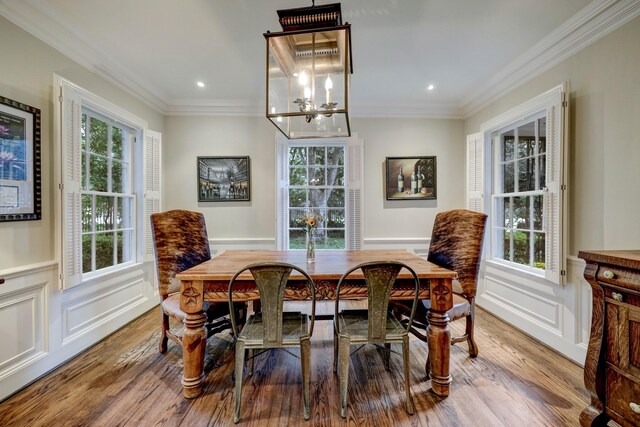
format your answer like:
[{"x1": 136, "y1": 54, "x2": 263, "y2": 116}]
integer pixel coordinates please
[
  {"x1": 501, "y1": 229, "x2": 511, "y2": 261},
  {"x1": 289, "y1": 147, "x2": 307, "y2": 166},
  {"x1": 309, "y1": 166, "x2": 325, "y2": 186},
  {"x1": 89, "y1": 154, "x2": 108, "y2": 192},
  {"x1": 309, "y1": 147, "x2": 325, "y2": 165},
  {"x1": 116, "y1": 197, "x2": 134, "y2": 229},
  {"x1": 517, "y1": 122, "x2": 535, "y2": 158},
  {"x1": 82, "y1": 194, "x2": 92, "y2": 233},
  {"x1": 289, "y1": 209, "x2": 306, "y2": 228},
  {"x1": 95, "y1": 232, "x2": 115, "y2": 270},
  {"x1": 314, "y1": 229, "x2": 328, "y2": 250},
  {"x1": 89, "y1": 117, "x2": 108, "y2": 156},
  {"x1": 327, "y1": 147, "x2": 344, "y2": 166},
  {"x1": 326, "y1": 209, "x2": 345, "y2": 228},
  {"x1": 513, "y1": 196, "x2": 530, "y2": 229},
  {"x1": 289, "y1": 166, "x2": 307, "y2": 185},
  {"x1": 289, "y1": 189, "x2": 307, "y2": 207},
  {"x1": 534, "y1": 232, "x2": 545, "y2": 269},
  {"x1": 533, "y1": 195, "x2": 543, "y2": 231},
  {"x1": 327, "y1": 230, "x2": 345, "y2": 249},
  {"x1": 81, "y1": 114, "x2": 87, "y2": 150},
  {"x1": 117, "y1": 230, "x2": 133, "y2": 264},
  {"x1": 502, "y1": 131, "x2": 514, "y2": 161},
  {"x1": 513, "y1": 230, "x2": 530, "y2": 266},
  {"x1": 289, "y1": 229, "x2": 306, "y2": 249},
  {"x1": 502, "y1": 197, "x2": 511, "y2": 227},
  {"x1": 518, "y1": 158, "x2": 535, "y2": 192},
  {"x1": 82, "y1": 235, "x2": 92, "y2": 273},
  {"x1": 95, "y1": 195, "x2": 115, "y2": 231},
  {"x1": 503, "y1": 162, "x2": 514, "y2": 193},
  {"x1": 327, "y1": 167, "x2": 344, "y2": 186},
  {"x1": 81, "y1": 151, "x2": 87, "y2": 189},
  {"x1": 538, "y1": 118, "x2": 546, "y2": 154},
  {"x1": 327, "y1": 189, "x2": 345, "y2": 207},
  {"x1": 112, "y1": 160, "x2": 129, "y2": 193},
  {"x1": 111, "y1": 126, "x2": 123, "y2": 159},
  {"x1": 308, "y1": 189, "x2": 325, "y2": 207},
  {"x1": 538, "y1": 154, "x2": 546, "y2": 190}
]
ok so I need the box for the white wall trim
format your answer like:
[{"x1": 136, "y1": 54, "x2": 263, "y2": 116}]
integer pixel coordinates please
[
  {"x1": 3, "y1": 0, "x2": 637, "y2": 118},
  {"x1": 0, "y1": 260, "x2": 58, "y2": 280}
]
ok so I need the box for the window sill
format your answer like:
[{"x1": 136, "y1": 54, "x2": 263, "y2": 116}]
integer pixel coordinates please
[
  {"x1": 483, "y1": 259, "x2": 547, "y2": 283},
  {"x1": 78, "y1": 261, "x2": 143, "y2": 288}
]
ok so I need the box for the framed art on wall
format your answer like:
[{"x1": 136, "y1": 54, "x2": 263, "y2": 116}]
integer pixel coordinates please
[
  {"x1": 197, "y1": 156, "x2": 250, "y2": 202},
  {"x1": 385, "y1": 156, "x2": 436, "y2": 200},
  {"x1": 0, "y1": 96, "x2": 41, "y2": 221}
]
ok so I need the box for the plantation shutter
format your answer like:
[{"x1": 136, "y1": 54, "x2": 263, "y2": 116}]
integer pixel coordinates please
[
  {"x1": 544, "y1": 87, "x2": 568, "y2": 285},
  {"x1": 143, "y1": 130, "x2": 162, "y2": 262},
  {"x1": 59, "y1": 82, "x2": 83, "y2": 289},
  {"x1": 275, "y1": 137, "x2": 289, "y2": 250},
  {"x1": 346, "y1": 137, "x2": 363, "y2": 250},
  {"x1": 466, "y1": 132, "x2": 484, "y2": 213}
]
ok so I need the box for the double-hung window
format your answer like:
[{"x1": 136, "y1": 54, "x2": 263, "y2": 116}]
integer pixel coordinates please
[{"x1": 276, "y1": 135, "x2": 363, "y2": 251}]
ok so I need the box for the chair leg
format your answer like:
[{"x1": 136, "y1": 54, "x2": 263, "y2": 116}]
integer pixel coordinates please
[
  {"x1": 384, "y1": 343, "x2": 391, "y2": 371},
  {"x1": 248, "y1": 349, "x2": 255, "y2": 376},
  {"x1": 425, "y1": 352, "x2": 431, "y2": 380},
  {"x1": 338, "y1": 335, "x2": 351, "y2": 418},
  {"x1": 466, "y1": 307, "x2": 479, "y2": 357},
  {"x1": 333, "y1": 322, "x2": 339, "y2": 374},
  {"x1": 301, "y1": 337, "x2": 311, "y2": 421},
  {"x1": 402, "y1": 335, "x2": 415, "y2": 415},
  {"x1": 233, "y1": 341, "x2": 245, "y2": 424},
  {"x1": 159, "y1": 311, "x2": 170, "y2": 354}
]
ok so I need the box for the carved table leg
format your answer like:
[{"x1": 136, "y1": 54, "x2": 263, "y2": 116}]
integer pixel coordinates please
[
  {"x1": 428, "y1": 278, "x2": 452, "y2": 397},
  {"x1": 580, "y1": 262, "x2": 609, "y2": 426},
  {"x1": 180, "y1": 280, "x2": 206, "y2": 398}
]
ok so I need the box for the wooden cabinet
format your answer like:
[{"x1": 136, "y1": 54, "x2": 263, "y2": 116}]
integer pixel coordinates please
[{"x1": 579, "y1": 250, "x2": 640, "y2": 427}]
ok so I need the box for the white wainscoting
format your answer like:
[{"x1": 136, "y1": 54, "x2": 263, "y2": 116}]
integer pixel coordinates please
[
  {"x1": 476, "y1": 255, "x2": 590, "y2": 365},
  {"x1": 0, "y1": 261, "x2": 158, "y2": 401}
]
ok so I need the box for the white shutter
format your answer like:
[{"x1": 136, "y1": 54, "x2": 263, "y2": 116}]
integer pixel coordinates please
[
  {"x1": 275, "y1": 136, "x2": 289, "y2": 250},
  {"x1": 544, "y1": 87, "x2": 568, "y2": 285},
  {"x1": 143, "y1": 130, "x2": 162, "y2": 262},
  {"x1": 466, "y1": 132, "x2": 484, "y2": 213},
  {"x1": 59, "y1": 83, "x2": 83, "y2": 289},
  {"x1": 346, "y1": 136, "x2": 363, "y2": 250}
]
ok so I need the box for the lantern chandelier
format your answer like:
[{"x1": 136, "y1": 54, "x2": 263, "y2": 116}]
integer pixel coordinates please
[{"x1": 264, "y1": 1, "x2": 353, "y2": 139}]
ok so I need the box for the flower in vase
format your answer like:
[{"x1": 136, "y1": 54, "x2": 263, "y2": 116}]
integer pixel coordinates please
[{"x1": 300, "y1": 211, "x2": 323, "y2": 235}]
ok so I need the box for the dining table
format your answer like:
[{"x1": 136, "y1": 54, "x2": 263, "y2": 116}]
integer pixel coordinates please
[{"x1": 175, "y1": 249, "x2": 457, "y2": 399}]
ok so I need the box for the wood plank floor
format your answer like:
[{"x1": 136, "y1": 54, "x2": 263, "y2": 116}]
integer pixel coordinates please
[{"x1": 0, "y1": 302, "x2": 589, "y2": 426}]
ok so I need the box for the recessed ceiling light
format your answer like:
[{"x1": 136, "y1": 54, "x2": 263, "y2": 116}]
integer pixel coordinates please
[
  {"x1": 427, "y1": 84, "x2": 435, "y2": 91},
  {"x1": 196, "y1": 81, "x2": 206, "y2": 88}
]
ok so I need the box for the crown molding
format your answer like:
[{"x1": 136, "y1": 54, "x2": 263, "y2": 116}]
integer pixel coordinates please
[
  {"x1": 0, "y1": 0, "x2": 169, "y2": 113},
  {"x1": 165, "y1": 99, "x2": 264, "y2": 116},
  {"x1": 460, "y1": 0, "x2": 640, "y2": 118},
  {"x1": 351, "y1": 103, "x2": 463, "y2": 120}
]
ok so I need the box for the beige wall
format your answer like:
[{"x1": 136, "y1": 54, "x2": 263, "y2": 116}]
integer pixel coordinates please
[
  {"x1": 0, "y1": 16, "x2": 164, "y2": 269},
  {"x1": 464, "y1": 16, "x2": 640, "y2": 255},
  {"x1": 163, "y1": 116, "x2": 465, "y2": 242}
]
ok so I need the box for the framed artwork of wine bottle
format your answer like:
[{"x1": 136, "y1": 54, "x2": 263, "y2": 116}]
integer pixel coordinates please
[{"x1": 385, "y1": 156, "x2": 436, "y2": 200}]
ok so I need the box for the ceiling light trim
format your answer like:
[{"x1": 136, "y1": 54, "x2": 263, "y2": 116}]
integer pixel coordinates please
[{"x1": 460, "y1": 0, "x2": 640, "y2": 118}]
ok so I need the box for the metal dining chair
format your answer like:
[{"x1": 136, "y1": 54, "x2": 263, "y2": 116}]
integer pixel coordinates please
[
  {"x1": 228, "y1": 262, "x2": 317, "y2": 424},
  {"x1": 333, "y1": 261, "x2": 420, "y2": 417}
]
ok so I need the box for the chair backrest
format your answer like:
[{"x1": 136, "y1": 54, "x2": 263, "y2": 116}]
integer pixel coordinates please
[
  {"x1": 427, "y1": 209, "x2": 487, "y2": 299},
  {"x1": 228, "y1": 262, "x2": 316, "y2": 345},
  {"x1": 335, "y1": 261, "x2": 420, "y2": 341},
  {"x1": 150, "y1": 210, "x2": 211, "y2": 298}
]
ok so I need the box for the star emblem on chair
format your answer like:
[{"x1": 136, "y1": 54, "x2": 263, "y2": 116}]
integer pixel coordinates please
[{"x1": 182, "y1": 286, "x2": 201, "y2": 306}]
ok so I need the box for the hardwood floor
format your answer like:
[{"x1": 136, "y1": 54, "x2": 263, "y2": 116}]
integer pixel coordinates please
[{"x1": 0, "y1": 302, "x2": 588, "y2": 426}]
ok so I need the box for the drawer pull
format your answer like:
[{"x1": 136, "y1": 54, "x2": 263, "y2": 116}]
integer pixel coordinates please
[
  {"x1": 612, "y1": 292, "x2": 624, "y2": 302},
  {"x1": 602, "y1": 270, "x2": 615, "y2": 280},
  {"x1": 631, "y1": 402, "x2": 640, "y2": 414}
]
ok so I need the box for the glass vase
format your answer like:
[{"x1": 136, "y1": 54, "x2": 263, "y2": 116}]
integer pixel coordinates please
[{"x1": 305, "y1": 231, "x2": 316, "y2": 263}]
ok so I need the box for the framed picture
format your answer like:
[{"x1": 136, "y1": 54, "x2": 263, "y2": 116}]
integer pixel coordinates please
[
  {"x1": 385, "y1": 156, "x2": 437, "y2": 200},
  {"x1": 0, "y1": 96, "x2": 41, "y2": 221},
  {"x1": 197, "y1": 156, "x2": 250, "y2": 202}
]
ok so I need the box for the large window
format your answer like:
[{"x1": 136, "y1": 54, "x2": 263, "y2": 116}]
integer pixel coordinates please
[
  {"x1": 80, "y1": 110, "x2": 135, "y2": 274},
  {"x1": 287, "y1": 145, "x2": 346, "y2": 249}
]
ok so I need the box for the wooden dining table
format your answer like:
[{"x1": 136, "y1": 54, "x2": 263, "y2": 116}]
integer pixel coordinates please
[{"x1": 175, "y1": 249, "x2": 457, "y2": 399}]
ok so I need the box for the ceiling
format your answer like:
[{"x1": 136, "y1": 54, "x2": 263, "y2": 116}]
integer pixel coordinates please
[{"x1": 2, "y1": 0, "x2": 637, "y2": 118}]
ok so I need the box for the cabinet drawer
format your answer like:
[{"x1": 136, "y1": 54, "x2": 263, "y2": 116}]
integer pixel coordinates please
[
  {"x1": 598, "y1": 265, "x2": 640, "y2": 290},
  {"x1": 606, "y1": 368, "x2": 640, "y2": 426}
]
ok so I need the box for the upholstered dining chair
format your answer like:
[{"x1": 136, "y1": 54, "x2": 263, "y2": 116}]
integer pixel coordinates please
[
  {"x1": 395, "y1": 209, "x2": 487, "y2": 366},
  {"x1": 228, "y1": 262, "x2": 316, "y2": 424},
  {"x1": 151, "y1": 209, "x2": 243, "y2": 354},
  {"x1": 333, "y1": 261, "x2": 420, "y2": 417}
]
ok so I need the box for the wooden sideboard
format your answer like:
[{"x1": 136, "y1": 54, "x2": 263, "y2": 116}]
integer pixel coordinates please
[{"x1": 579, "y1": 250, "x2": 640, "y2": 427}]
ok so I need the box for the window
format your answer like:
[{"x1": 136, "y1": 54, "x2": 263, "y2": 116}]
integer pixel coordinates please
[
  {"x1": 55, "y1": 75, "x2": 161, "y2": 289},
  {"x1": 471, "y1": 84, "x2": 567, "y2": 284},
  {"x1": 276, "y1": 135, "x2": 363, "y2": 251},
  {"x1": 80, "y1": 111, "x2": 135, "y2": 274}
]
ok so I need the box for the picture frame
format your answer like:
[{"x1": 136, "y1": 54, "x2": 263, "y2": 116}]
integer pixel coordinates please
[
  {"x1": 385, "y1": 156, "x2": 437, "y2": 200},
  {"x1": 197, "y1": 156, "x2": 250, "y2": 202},
  {"x1": 0, "y1": 96, "x2": 41, "y2": 221}
]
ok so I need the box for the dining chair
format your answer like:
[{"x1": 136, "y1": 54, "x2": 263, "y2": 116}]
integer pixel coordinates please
[
  {"x1": 333, "y1": 261, "x2": 420, "y2": 417},
  {"x1": 228, "y1": 262, "x2": 316, "y2": 424},
  {"x1": 151, "y1": 209, "x2": 244, "y2": 354},
  {"x1": 394, "y1": 209, "x2": 487, "y2": 366}
]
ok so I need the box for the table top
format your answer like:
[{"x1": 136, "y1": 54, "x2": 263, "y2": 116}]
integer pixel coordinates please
[
  {"x1": 176, "y1": 249, "x2": 457, "y2": 282},
  {"x1": 578, "y1": 250, "x2": 640, "y2": 270}
]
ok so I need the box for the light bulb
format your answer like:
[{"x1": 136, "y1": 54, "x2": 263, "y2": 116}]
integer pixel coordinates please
[
  {"x1": 304, "y1": 86, "x2": 311, "y2": 100},
  {"x1": 325, "y1": 75, "x2": 333, "y2": 90},
  {"x1": 298, "y1": 71, "x2": 308, "y2": 87}
]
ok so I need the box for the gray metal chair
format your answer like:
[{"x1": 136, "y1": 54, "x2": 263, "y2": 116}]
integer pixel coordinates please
[
  {"x1": 333, "y1": 261, "x2": 420, "y2": 417},
  {"x1": 228, "y1": 262, "x2": 316, "y2": 424}
]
